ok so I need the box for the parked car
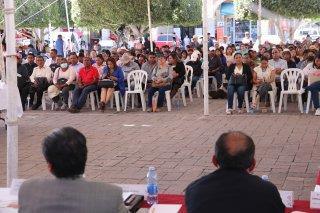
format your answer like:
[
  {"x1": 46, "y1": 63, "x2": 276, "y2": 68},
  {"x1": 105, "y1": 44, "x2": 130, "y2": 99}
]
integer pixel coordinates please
[{"x1": 155, "y1": 34, "x2": 181, "y2": 48}]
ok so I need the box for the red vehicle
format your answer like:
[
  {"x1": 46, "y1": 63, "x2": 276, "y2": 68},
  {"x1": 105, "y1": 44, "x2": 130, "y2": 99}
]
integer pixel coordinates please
[{"x1": 155, "y1": 34, "x2": 181, "y2": 48}]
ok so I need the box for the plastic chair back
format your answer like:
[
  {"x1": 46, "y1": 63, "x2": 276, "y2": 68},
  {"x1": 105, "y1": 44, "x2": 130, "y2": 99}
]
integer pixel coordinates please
[
  {"x1": 127, "y1": 70, "x2": 148, "y2": 92},
  {"x1": 280, "y1": 68, "x2": 304, "y2": 92}
]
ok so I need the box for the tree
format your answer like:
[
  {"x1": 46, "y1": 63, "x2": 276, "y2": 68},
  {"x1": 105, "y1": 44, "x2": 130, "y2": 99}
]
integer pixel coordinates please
[
  {"x1": 235, "y1": 0, "x2": 320, "y2": 20},
  {"x1": 70, "y1": 0, "x2": 202, "y2": 37},
  {"x1": 0, "y1": 0, "x2": 73, "y2": 28}
]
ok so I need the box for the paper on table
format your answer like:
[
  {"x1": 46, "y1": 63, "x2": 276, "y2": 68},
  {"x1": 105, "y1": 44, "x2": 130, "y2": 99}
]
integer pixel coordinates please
[
  {"x1": 310, "y1": 191, "x2": 320, "y2": 209},
  {"x1": 116, "y1": 184, "x2": 147, "y2": 197},
  {"x1": 315, "y1": 185, "x2": 320, "y2": 193},
  {"x1": 0, "y1": 188, "x2": 18, "y2": 208},
  {"x1": 279, "y1": 190, "x2": 294, "y2": 208},
  {"x1": 122, "y1": 192, "x2": 132, "y2": 201},
  {"x1": 148, "y1": 204, "x2": 182, "y2": 213}
]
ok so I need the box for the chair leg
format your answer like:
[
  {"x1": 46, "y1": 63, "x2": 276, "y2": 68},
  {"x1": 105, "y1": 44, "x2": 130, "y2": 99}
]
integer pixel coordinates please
[
  {"x1": 181, "y1": 88, "x2": 187, "y2": 107},
  {"x1": 278, "y1": 93, "x2": 283, "y2": 113},
  {"x1": 306, "y1": 91, "x2": 311, "y2": 114},
  {"x1": 90, "y1": 92, "x2": 95, "y2": 111},
  {"x1": 188, "y1": 85, "x2": 193, "y2": 102},
  {"x1": 268, "y1": 91, "x2": 276, "y2": 113},
  {"x1": 244, "y1": 91, "x2": 250, "y2": 113},
  {"x1": 140, "y1": 92, "x2": 146, "y2": 111},
  {"x1": 42, "y1": 94, "x2": 46, "y2": 111},
  {"x1": 283, "y1": 94, "x2": 288, "y2": 111},
  {"x1": 115, "y1": 93, "x2": 120, "y2": 112},
  {"x1": 200, "y1": 79, "x2": 204, "y2": 97},
  {"x1": 27, "y1": 96, "x2": 30, "y2": 110},
  {"x1": 298, "y1": 94, "x2": 303, "y2": 113},
  {"x1": 165, "y1": 91, "x2": 171, "y2": 111},
  {"x1": 131, "y1": 94, "x2": 135, "y2": 109},
  {"x1": 196, "y1": 81, "x2": 201, "y2": 98},
  {"x1": 124, "y1": 93, "x2": 128, "y2": 111},
  {"x1": 110, "y1": 95, "x2": 114, "y2": 109},
  {"x1": 94, "y1": 91, "x2": 99, "y2": 107},
  {"x1": 233, "y1": 93, "x2": 237, "y2": 110}
]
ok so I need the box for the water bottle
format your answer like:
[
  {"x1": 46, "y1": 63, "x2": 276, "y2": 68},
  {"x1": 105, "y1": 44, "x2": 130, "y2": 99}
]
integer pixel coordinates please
[
  {"x1": 147, "y1": 166, "x2": 158, "y2": 205},
  {"x1": 261, "y1": 175, "x2": 269, "y2": 181}
]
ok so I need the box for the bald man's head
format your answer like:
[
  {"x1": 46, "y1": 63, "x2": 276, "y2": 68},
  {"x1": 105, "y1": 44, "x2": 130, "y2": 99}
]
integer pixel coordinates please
[{"x1": 214, "y1": 131, "x2": 255, "y2": 170}]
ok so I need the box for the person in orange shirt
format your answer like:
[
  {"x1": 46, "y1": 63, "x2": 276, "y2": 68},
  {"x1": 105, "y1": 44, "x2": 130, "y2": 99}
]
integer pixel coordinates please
[{"x1": 68, "y1": 56, "x2": 99, "y2": 113}]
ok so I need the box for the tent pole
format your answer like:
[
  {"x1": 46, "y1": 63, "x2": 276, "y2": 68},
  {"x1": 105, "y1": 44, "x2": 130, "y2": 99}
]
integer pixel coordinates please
[{"x1": 4, "y1": 0, "x2": 18, "y2": 187}]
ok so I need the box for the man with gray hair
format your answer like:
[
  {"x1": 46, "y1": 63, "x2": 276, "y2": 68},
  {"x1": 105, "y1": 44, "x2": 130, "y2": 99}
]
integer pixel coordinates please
[{"x1": 185, "y1": 131, "x2": 285, "y2": 213}]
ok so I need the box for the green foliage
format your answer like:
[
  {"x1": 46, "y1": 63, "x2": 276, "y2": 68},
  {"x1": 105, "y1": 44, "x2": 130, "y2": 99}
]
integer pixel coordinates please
[
  {"x1": 71, "y1": 0, "x2": 202, "y2": 30},
  {"x1": 0, "y1": 0, "x2": 73, "y2": 28},
  {"x1": 236, "y1": 0, "x2": 320, "y2": 20}
]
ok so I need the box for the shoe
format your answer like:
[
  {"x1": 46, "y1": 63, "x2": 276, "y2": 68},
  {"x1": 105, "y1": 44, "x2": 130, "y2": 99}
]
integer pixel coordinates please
[
  {"x1": 147, "y1": 108, "x2": 152, "y2": 112},
  {"x1": 155, "y1": 108, "x2": 162, "y2": 112},
  {"x1": 60, "y1": 103, "x2": 67, "y2": 110},
  {"x1": 226, "y1": 109, "x2": 232, "y2": 115},
  {"x1": 99, "y1": 102, "x2": 106, "y2": 112},
  {"x1": 31, "y1": 104, "x2": 41, "y2": 110},
  {"x1": 54, "y1": 103, "x2": 59, "y2": 111},
  {"x1": 68, "y1": 107, "x2": 76, "y2": 113},
  {"x1": 237, "y1": 108, "x2": 243, "y2": 114},
  {"x1": 315, "y1": 108, "x2": 320, "y2": 116}
]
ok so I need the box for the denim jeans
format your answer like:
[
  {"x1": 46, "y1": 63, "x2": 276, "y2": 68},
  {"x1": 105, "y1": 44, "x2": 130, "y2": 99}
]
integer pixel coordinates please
[
  {"x1": 72, "y1": 84, "x2": 98, "y2": 109},
  {"x1": 227, "y1": 84, "x2": 246, "y2": 109},
  {"x1": 191, "y1": 76, "x2": 200, "y2": 90},
  {"x1": 305, "y1": 81, "x2": 320, "y2": 109},
  {"x1": 148, "y1": 85, "x2": 171, "y2": 108}
]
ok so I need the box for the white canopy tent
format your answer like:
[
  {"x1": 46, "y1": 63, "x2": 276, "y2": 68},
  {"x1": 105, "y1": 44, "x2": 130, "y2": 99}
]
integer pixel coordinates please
[{"x1": 2, "y1": 0, "x2": 228, "y2": 186}]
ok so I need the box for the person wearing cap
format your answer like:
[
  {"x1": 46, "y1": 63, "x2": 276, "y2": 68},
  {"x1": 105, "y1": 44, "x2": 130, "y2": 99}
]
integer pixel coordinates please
[
  {"x1": 48, "y1": 58, "x2": 76, "y2": 110},
  {"x1": 208, "y1": 46, "x2": 223, "y2": 88},
  {"x1": 219, "y1": 36, "x2": 229, "y2": 50},
  {"x1": 282, "y1": 49, "x2": 296, "y2": 68},
  {"x1": 147, "y1": 53, "x2": 173, "y2": 112},
  {"x1": 23, "y1": 52, "x2": 37, "y2": 77},
  {"x1": 186, "y1": 52, "x2": 203, "y2": 90},
  {"x1": 68, "y1": 56, "x2": 99, "y2": 113},
  {"x1": 242, "y1": 32, "x2": 252, "y2": 45},
  {"x1": 118, "y1": 53, "x2": 140, "y2": 79}
]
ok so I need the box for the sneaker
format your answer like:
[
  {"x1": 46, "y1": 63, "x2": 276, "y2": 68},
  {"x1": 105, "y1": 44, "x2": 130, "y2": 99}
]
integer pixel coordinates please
[
  {"x1": 315, "y1": 108, "x2": 320, "y2": 116},
  {"x1": 237, "y1": 108, "x2": 243, "y2": 114},
  {"x1": 31, "y1": 104, "x2": 41, "y2": 110},
  {"x1": 226, "y1": 109, "x2": 232, "y2": 115},
  {"x1": 60, "y1": 103, "x2": 67, "y2": 110},
  {"x1": 147, "y1": 108, "x2": 152, "y2": 112},
  {"x1": 68, "y1": 107, "x2": 76, "y2": 113},
  {"x1": 54, "y1": 103, "x2": 59, "y2": 111}
]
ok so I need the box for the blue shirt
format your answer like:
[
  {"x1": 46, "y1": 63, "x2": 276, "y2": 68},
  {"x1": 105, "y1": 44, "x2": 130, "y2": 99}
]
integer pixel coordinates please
[{"x1": 102, "y1": 66, "x2": 125, "y2": 96}]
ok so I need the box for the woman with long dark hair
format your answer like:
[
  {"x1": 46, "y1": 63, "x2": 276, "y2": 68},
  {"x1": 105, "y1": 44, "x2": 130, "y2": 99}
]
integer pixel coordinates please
[{"x1": 226, "y1": 53, "x2": 252, "y2": 114}]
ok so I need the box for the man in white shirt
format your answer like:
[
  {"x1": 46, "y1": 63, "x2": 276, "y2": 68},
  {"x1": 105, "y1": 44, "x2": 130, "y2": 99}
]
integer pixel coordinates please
[
  {"x1": 69, "y1": 52, "x2": 84, "y2": 76},
  {"x1": 268, "y1": 48, "x2": 288, "y2": 99},
  {"x1": 29, "y1": 55, "x2": 53, "y2": 110},
  {"x1": 45, "y1": 49, "x2": 58, "y2": 67},
  {"x1": 242, "y1": 32, "x2": 252, "y2": 44}
]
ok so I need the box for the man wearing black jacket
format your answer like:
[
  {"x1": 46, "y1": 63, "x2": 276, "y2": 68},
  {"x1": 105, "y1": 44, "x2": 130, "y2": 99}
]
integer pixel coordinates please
[
  {"x1": 17, "y1": 54, "x2": 30, "y2": 110},
  {"x1": 23, "y1": 52, "x2": 37, "y2": 77},
  {"x1": 185, "y1": 131, "x2": 285, "y2": 213}
]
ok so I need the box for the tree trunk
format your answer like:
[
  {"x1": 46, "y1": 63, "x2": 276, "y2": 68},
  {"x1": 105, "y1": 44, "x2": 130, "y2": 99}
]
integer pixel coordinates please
[{"x1": 274, "y1": 17, "x2": 285, "y2": 42}]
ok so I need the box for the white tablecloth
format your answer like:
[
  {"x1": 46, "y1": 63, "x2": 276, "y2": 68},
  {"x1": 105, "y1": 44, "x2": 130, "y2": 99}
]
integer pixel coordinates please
[
  {"x1": 0, "y1": 188, "x2": 18, "y2": 213},
  {"x1": 0, "y1": 82, "x2": 23, "y2": 118}
]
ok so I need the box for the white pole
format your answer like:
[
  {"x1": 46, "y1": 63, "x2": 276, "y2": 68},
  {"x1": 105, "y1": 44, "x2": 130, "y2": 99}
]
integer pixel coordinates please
[
  {"x1": 147, "y1": 0, "x2": 153, "y2": 52},
  {"x1": 202, "y1": 0, "x2": 209, "y2": 116},
  {"x1": 257, "y1": 0, "x2": 262, "y2": 45},
  {"x1": 64, "y1": 0, "x2": 70, "y2": 32},
  {"x1": 4, "y1": 0, "x2": 18, "y2": 187}
]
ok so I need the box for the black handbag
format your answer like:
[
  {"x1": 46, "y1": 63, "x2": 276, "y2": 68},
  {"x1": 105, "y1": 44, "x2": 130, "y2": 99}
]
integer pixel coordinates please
[
  {"x1": 98, "y1": 79, "x2": 116, "y2": 88},
  {"x1": 229, "y1": 73, "x2": 246, "y2": 86}
]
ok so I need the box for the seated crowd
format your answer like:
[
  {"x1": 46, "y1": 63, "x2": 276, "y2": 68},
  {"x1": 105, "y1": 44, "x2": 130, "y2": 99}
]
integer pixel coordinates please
[
  {"x1": 15, "y1": 35, "x2": 320, "y2": 115},
  {"x1": 18, "y1": 127, "x2": 285, "y2": 213}
]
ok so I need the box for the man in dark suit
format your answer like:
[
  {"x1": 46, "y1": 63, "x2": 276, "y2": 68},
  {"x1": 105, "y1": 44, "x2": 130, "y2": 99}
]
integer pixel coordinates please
[
  {"x1": 19, "y1": 127, "x2": 128, "y2": 213},
  {"x1": 185, "y1": 131, "x2": 285, "y2": 213}
]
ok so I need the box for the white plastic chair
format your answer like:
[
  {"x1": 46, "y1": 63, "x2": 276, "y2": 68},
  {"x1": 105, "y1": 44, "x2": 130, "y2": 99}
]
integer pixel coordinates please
[
  {"x1": 278, "y1": 69, "x2": 305, "y2": 113},
  {"x1": 50, "y1": 90, "x2": 73, "y2": 110},
  {"x1": 181, "y1": 65, "x2": 193, "y2": 102},
  {"x1": 110, "y1": 91, "x2": 124, "y2": 112},
  {"x1": 86, "y1": 91, "x2": 99, "y2": 111},
  {"x1": 305, "y1": 75, "x2": 320, "y2": 114},
  {"x1": 252, "y1": 89, "x2": 276, "y2": 113},
  {"x1": 225, "y1": 91, "x2": 250, "y2": 113},
  {"x1": 124, "y1": 70, "x2": 148, "y2": 111}
]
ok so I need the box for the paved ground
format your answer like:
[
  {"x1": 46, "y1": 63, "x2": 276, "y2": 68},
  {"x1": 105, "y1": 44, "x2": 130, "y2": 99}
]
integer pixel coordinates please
[{"x1": 1, "y1": 98, "x2": 319, "y2": 200}]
